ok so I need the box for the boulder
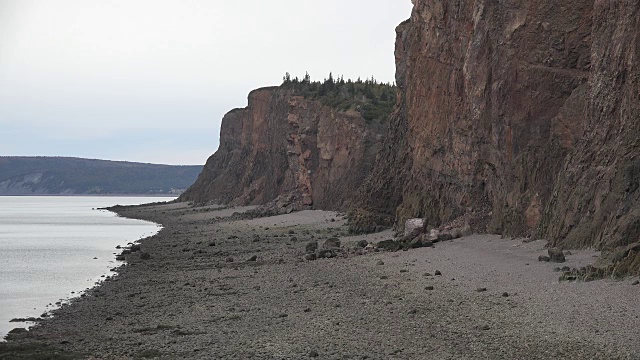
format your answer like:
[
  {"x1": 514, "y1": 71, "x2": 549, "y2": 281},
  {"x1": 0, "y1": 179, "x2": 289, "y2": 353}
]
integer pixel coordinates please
[
  {"x1": 323, "y1": 237, "x2": 341, "y2": 249},
  {"x1": 548, "y1": 248, "x2": 566, "y2": 263},
  {"x1": 376, "y1": 239, "x2": 401, "y2": 252},
  {"x1": 404, "y1": 218, "x2": 425, "y2": 237}
]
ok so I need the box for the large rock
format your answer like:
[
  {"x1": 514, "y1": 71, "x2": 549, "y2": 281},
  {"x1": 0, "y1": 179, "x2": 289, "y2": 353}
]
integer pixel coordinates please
[
  {"x1": 323, "y1": 237, "x2": 341, "y2": 249},
  {"x1": 404, "y1": 218, "x2": 424, "y2": 237},
  {"x1": 548, "y1": 248, "x2": 566, "y2": 263}
]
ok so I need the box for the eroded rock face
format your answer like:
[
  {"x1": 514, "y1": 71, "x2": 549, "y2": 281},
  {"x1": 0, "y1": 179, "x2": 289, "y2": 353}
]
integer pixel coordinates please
[
  {"x1": 352, "y1": 0, "x2": 639, "y2": 271},
  {"x1": 180, "y1": 87, "x2": 384, "y2": 210}
]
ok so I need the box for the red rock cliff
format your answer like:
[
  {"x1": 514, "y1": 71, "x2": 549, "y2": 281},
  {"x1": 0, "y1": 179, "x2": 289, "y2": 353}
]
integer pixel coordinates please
[
  {"x1": 353, "y1": 0, "x2": 639, "y2": 269},
  {"x1": 180, "y1": 87, "x2": 384, "y2": 211}
]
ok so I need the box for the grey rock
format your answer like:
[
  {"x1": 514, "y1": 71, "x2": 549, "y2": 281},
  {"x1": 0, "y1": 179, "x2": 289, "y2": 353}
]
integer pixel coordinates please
[
  {"x1": 323, "y1": 237, "x2": 341, "y2": 249},
  {"x1": 548, "y1": 248, "x2": 566, "y2": 263},
  {"x1": 305, "y1": 241, "x2": 318, "y2": 253}
]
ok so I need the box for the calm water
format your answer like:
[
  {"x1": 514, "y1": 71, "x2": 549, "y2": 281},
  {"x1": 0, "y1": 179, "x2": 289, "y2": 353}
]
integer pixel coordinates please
[{"x1": 0, "y1": 196, "x2": 174, "y2": 338}]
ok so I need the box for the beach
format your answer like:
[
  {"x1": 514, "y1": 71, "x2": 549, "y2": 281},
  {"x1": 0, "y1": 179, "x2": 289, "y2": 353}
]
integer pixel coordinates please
[{"x1": 2, "y1": 202, "x2": 639, "y2": 359}]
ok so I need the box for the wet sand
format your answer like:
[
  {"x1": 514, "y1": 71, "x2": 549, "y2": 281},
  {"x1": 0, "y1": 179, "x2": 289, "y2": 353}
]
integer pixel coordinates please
[{"x1": 2, "y1": 202, "x2": 639, "y2": 359}]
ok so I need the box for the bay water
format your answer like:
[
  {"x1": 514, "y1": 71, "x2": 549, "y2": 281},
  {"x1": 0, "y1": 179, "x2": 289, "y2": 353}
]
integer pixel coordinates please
[{"x1": 0, "y1": 196, "x2": 173, "y2": 339}]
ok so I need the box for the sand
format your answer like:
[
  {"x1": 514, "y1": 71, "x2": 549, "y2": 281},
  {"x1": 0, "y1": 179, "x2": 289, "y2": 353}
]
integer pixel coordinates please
[{"x1": 1, "y1": 202, "x2": 639, "y2": 359}]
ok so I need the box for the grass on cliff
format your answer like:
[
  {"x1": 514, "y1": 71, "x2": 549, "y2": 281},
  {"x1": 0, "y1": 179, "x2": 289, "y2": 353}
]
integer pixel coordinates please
[{"x1": 280, "y1": 72, "x2": 396, "y2": 127}]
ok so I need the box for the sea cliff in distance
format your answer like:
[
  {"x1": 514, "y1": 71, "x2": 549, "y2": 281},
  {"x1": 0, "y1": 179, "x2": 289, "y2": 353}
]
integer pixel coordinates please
[{"x1": 0, "y1": 156, "x2": 202, "y2": 196}]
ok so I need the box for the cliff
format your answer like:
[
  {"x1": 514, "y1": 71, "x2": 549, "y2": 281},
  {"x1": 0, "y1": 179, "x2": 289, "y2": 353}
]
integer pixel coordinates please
[
  {"x1": 0, "y1": 157, "x2": 202, "y2": 195},
  {"x1": 351, "y1": 1, "x2": 639, "y2": 273},
  {"x1": 179, "y1": 85, "x2": 389, "y2": 211}
]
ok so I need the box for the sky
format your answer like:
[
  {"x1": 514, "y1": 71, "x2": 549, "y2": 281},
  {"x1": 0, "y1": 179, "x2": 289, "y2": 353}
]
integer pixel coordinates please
[{"x1": 0, "y1": 0, "x2": 413, "y2": 165}]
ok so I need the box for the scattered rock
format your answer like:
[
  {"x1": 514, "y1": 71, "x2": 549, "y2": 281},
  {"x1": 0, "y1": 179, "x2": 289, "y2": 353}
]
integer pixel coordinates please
[
  {"x1": 225, "y1": 257, "x2": 234, "y2": 263},
  {"x1": 476, "y1": 287, "x2": 487, "y2": 292},
  {"x1": 376, "y1": 260, "x2": 385, "y2": 266},
  {"x1": 247, "y1": 255, "x2": 257, "y2": 262},
  {"x1": 304, "y1": 253, "x2": 317, "y2": 261},
  {"x1": 407, "y1": 308, "x2": 418, "y2": 315},
  {"x1": 208, "y1": 242, "x2": 216, "y2": 246},
  {"x1": 538, "y1": 255, "x2": 551, "y2": 262},
  {"x1": 400, "y1": 269, "x2": 408, "y2": 273},
  {"x1": 632, "y1": 280, "x2": 639, "y2": 286},
  {"x1": 309, "y1": 350, "x2": 319, "y2": 358},
  {"x1": 502, "y1": 292, "x2": 509, "y2": 297},
  {"x1": 356, "y1": 239, "x2": 369, "y2": 248},
  {"x1": 425, "y1": 286, "x2": 434, "y2": 290},
  {"x1": 434, "y1": 270, "x2": 442, "y2": 276}
]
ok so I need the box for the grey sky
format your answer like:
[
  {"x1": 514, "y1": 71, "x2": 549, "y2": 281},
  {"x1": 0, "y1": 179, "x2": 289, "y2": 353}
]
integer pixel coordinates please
[{"x1": 0, "y1": 0, "x2": 413, "y2": 165}]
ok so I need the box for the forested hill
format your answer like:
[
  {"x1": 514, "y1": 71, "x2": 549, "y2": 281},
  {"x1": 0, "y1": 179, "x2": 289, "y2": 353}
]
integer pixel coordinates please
[{"x1": 0, "y1": 157, "x2": 202, "y2": 195}]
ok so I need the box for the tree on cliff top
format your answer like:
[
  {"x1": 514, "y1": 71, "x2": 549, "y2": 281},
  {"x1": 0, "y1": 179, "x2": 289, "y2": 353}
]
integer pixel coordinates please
[{"x1": 281, "y1": 71, "x2": 396, "y2": 125}]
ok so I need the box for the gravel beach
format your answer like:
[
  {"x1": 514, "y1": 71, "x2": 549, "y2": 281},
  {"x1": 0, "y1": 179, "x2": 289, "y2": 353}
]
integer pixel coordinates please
[{"x1": 2, "y1": 202, "x2": 639, "y2": 359}]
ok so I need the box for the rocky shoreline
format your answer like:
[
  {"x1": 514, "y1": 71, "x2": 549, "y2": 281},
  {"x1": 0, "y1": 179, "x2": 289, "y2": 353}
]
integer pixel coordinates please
[{"x1": 2, "y1": 202, "x2": 639, "y2": 359}]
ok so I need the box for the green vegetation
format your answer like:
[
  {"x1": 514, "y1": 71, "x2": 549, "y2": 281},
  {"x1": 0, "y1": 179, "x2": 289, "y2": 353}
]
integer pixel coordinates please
[
  {"x1": 281, "y1": 72, "x2": 396, "y2": 125},
  {"x1": 0, "y1": 157, "x2": 203, "y2": 195}
]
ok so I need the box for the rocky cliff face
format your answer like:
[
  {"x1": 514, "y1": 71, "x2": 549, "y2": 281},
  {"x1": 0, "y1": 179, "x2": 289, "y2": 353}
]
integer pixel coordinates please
[
  {"x1": 352, "y1": 0, "x2": 639, "y2": 272},
  {"x1": 180, "y1": 87, "x2": 383, "y2": 211}
]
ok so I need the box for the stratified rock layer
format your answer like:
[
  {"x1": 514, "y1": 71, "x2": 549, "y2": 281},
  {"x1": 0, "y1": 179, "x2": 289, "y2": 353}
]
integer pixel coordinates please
[
  {"x1": 352, "y1": 0, "x2": 639, "y2": 271},
  {"x1": 180, "y1": 87, "x2": 383, "y2": 211}
]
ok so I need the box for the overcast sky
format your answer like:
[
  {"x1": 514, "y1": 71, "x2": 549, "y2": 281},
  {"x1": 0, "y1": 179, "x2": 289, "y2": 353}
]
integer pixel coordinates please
[{"x1": 0, "y1": 0, "x2": 413, "y2": 165}]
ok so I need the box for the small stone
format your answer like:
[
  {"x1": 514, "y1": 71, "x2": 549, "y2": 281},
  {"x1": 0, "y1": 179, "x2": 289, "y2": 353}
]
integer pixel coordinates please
[
  {"x1": 380, "y1": 275, "x2": 388, "y2": 280},
  {"x1": 225, "y1": 257, "x2": 234, "y2": 263},
  {"x1": 423, "y1": 273, "x2": 432, "y2": 276},
  {"x1": 303, "y1": 308, "x2": 311, "y2": 313},
  {"x1": 304, "y1": 253, "x2": 317, "y2": 261},
  {"x1": 247, "y1": 255, "x2": 257, "y2": 262},
  {"x1": 632, "y1": 280, "x2": 639, "y2": 286},
  {"x1": 309, "y1": 350, "x2": 319, "y2": 358},
  {"x1": 476, "y1": 287, "x2": 487, "y2": 292},
  {"x1": 425, "y1": 286, "x2": 434, "y2": 290},
  {"x1": 376, "y1": 260, "x2": 385, "y2": 266},
  {"x1": 407, "y1": 309, "x2": 418, "y2": 315},
  {"x1": 538, "y1": 255, "x2": 551, "y2": 262},
  {"x1": 356, "y1": 240, "x2": 369, "y2": 248},
  {"x1": 139, "y1": 252, "x2": 151, "y2": 260},
  {"x1": 305, "y1": 241, "x2": 318, "y2": 253},
  {"x1": 400, "y1": 269, "x2": 408, "y2": 273},
  {"x1": 434, "y1": 270, "x2": 442, "y2": 276},
  {"x1": 278, "y1": 313, "x2": 288, "y2": 318},
  {"x1": 502, "y1": 292, "x2": 509, "y2": 297},
  {"x1": 317, "y1": 249, "x2": 334, "y2": 259},
  {"x1": 208, "y1": 242, "x2": 216, "y2": 246}
]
